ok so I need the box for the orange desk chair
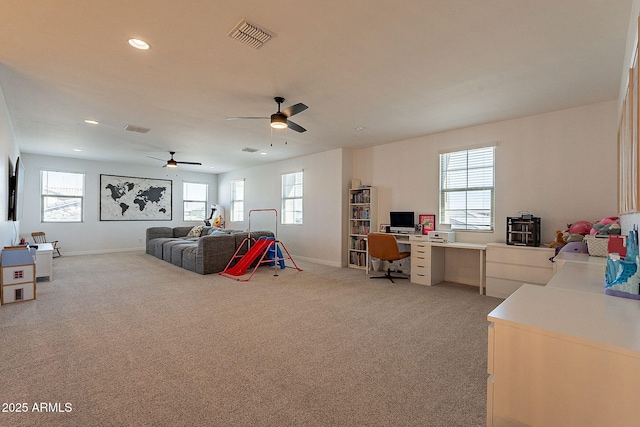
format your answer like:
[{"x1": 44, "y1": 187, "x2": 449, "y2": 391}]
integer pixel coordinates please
[
  {"x1": 367, "y1": 233, "x2": 410, "y2": 283},
  {"x1": 31, "y1": 232, "x2": 61, "y2": 257}
]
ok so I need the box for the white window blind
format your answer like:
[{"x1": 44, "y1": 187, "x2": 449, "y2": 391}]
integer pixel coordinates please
[
  {"x1": 183, "y1": 182, "x2": 208, "y2": 221},
  {"x1": 281, "y1": 171, "x2": 303, "y2": 225},
  {"x1": 230, "y1": 179, "x2": 244, "y2": 222},
  {"x1": 41, "y1": 171, "x2": 85, "y2": 222},
  {"x1": 440, "y1": 146, "x2": 495, "y2": 230}
]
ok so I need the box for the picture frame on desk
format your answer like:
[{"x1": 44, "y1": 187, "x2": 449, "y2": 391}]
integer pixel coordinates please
[
  {"x1": 419, "y1": 214, "x2": 436, "y2": 235},
  {"x1": 380, "y1": 224, "x2": 390, "y2": 233}
]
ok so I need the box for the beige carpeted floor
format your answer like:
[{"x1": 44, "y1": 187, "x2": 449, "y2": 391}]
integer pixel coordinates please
[{"x1": 0, "y1": 252, "x2": 502, "y2": 427}]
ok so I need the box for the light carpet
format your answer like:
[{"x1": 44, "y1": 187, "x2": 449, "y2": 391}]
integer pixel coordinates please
[{"x1": 0, "y1": 252, "x2": 502, "y2": 427}]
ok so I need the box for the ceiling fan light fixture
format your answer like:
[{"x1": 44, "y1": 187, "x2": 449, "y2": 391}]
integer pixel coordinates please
[
  {"x1": 128, "y1": 38, "x2": 150, "y2": 50},
  {"x1": 270, "y1": 113, "x2": 288, "y2": 129},
  {"x1": 166, "y1": 159, "x2": 178, "y2": 168}
]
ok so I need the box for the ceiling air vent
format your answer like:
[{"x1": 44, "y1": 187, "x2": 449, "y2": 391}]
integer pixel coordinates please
[
  {"x1": 124, "y1": 124, "x2": 151, "y2": 133},
  {"x1": 242, "y1": 147, "x2": 259, "y2": 153},
  {"x1": 228, "y1": 19, "x2": 275, "y2": 49}
]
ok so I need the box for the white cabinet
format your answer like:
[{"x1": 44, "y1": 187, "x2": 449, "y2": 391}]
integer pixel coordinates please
[
  {"x1": 487, "y1": 282, "x2": 640, "y2": 426},
  {"x1": 409, "y1": 236, "x2": 444, "y2": 285},
  {"x1": 485, "y1": 243, "x2": 554, "y2": 298},
  {"x1": 348, "y1": 187, "x2": 377, "y2": 270},
  {"x1": 35, "y1": 243, "x2": 54, "y2": 280}
]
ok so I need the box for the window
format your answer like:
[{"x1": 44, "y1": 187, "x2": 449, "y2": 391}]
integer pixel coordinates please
[
  {"x1": 41, "y1": 171, "x2": 84, "y2": 222},
  {"x1": 230, "y1": 179, "x2": 244, "y2": 222},
  {"x1": 439, "y1": 146, "x2": 495, "y2": 231},
  {"x1": 183, "y1": 182, "x2": 208, "y2": 221},
  {"x1": 281, "y1": 171, "x2": 303, "y2": 225}
]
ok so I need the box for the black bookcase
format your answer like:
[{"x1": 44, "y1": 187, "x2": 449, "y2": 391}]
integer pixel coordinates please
[{"x1": 506, "y1": 216, "x2": 541, "y2": 247}]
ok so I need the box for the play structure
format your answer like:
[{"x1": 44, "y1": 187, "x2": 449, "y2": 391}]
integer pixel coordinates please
[{"x1": 220, "y1": 209, "x2": 302, "y2": 281}]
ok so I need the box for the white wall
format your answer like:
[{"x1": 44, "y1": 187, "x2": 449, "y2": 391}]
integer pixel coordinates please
[
  {"x1": 218, "y1": 148, "x2": 347, "y2": 266},
  {"x1": 20, "y1": 153, "x2": 217, "y2": 255},
  {"x1": 353, "y1": 101, "x2": 618, "y2": 245},
  {"x1": 0, "y1": 83, "x2": 21, "y2": 247}
]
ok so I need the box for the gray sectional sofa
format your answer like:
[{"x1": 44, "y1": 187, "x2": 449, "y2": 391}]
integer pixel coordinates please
[{"x1": 146, "y1": 226, "x2": 274, "y2": 274}]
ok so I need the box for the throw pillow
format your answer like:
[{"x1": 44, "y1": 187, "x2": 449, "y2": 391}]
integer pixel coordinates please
[{"x1": 186, "y1": 225, "x2": 204, "y2": 237}]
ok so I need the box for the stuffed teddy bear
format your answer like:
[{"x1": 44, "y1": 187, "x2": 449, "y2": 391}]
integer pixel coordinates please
[{"x1": 548, "y1": 230, "x2": 565, "y2": 249}]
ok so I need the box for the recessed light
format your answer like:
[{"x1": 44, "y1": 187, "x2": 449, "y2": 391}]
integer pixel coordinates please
[
  {"x1": 355, "y1": 126, "x2": 366, "y2": 131},
  {"x1": 260, "y1": 152, "x2": 267, "y2": 155},
  {"x1": 128, "y1": 38, "x2": 150, "y2": 50},
  {"x1": 73, "y1": 148, "x2": 82, "y2": 152},
  {"x1": 84, "y1": 119, "x2": 99, "y2": 125}
]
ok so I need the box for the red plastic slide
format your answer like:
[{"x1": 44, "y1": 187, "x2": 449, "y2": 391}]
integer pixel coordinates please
[{"x1": 224, "y1": 238, "x2": 271, "y2": 276}]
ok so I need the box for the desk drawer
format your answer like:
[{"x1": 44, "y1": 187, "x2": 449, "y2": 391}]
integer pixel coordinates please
[
  {"x1": 411, "y1": 262, "x2": 431, "y2": 285},
  {"x1": 486, "y1": 245, "x2": 554, "y2": 268},
  {"x1": 411, "y1": 244, "x2": 430, "y2": 261},
  {"x1": 486, "y1": 261, "x2": 553, "y2": 284}
]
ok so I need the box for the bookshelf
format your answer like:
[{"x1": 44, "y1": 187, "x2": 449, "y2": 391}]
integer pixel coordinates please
[{"x1": 348, "y1": 186, "x2": 377, "y2": 270}]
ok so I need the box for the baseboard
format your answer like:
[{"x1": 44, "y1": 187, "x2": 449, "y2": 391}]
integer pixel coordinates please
[
  {"x1": 60, "y1": 247, "x2": 146, "y2": 256},
  {"x1": 284, "y1": 255, "x2": 342, "y2": 268}
]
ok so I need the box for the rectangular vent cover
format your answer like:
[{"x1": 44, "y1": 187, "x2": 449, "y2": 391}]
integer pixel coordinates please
[
  {"x1": 124, "y1": 124, "x2": 151, "y2": 133},
  {"x1": 228, "y1": 19, "x2": 275, "y2": 49}
]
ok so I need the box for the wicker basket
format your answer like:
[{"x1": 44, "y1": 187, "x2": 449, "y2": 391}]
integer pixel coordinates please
[{"x1": 584, "y1": 235, "x2": 609, "y2": 257}]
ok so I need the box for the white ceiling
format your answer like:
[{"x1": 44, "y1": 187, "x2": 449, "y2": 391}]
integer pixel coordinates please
[{"x1": 0, "y1": 1, "x2": 633, "y2": 173}]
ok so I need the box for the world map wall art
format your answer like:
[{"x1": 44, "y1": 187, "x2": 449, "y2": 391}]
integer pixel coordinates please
[{"x1": 100, "y1": 174, "x2": 172, "y2": 221}]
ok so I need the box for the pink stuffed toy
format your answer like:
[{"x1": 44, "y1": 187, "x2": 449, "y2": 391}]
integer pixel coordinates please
[{"x1": 568, "y1": 220, "x2": 593, "y2": 236}]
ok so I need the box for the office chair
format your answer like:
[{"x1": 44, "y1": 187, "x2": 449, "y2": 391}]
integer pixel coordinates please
[
  {"x1": 368, "y1": 233, "x2": 410, "y2": 283},
  {"x1": 31, "y1": 232, "x2": 62, "y2": 257}
]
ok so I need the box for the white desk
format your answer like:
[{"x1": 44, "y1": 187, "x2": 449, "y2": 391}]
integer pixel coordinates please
[
  {"x1": 34, "y1": 243, "x2": 53, "y2": 281},
  {"x1": 411, "y1": 236, "x2": 486, "y2": 294},
  {"x1": 367, "y1": 233, "x2": 486, "y2": 294}
]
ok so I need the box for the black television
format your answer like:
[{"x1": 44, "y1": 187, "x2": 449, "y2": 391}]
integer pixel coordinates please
[
  {"x1": 390, "y1": 211, "x2": 415, "y2": 233},
  {"x1": 8, "y1": 156, "x2": 25, "y2": 221}
]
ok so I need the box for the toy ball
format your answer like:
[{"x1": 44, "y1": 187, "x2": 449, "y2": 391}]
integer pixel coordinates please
[
  {"x1": 568, "y1": 221, "x2": 593, "y2": 235},
  {"x1": 559, "y1": 242, "x2": 588, "y2": 254}
]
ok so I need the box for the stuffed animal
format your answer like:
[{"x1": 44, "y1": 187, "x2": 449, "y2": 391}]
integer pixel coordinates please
[
  {"x1": 563, "y1": 232, "x2": 585, "y2": 243},
  {"x1": 559, "y1": 241, "x2": 589, "y2": 254},
  {"x1": 548, "y1": 230, "x2": 565, "y2": 249},
  {"x1": 568, "y1": 220, "x2": 593, "y2": 236},
  {"x1": 590, "y1": 216, "x2": 621, "y2": 235}
]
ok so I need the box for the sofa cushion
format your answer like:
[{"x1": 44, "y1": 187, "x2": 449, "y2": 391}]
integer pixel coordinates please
[
  {"x1": 186, "y1": 225, "x2": 204, "y2": 237},
  {"x1": 170, "y1": 242, "x2": 198, "y2": 267}
]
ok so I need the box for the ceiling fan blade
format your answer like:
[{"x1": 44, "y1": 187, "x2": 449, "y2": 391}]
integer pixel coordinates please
[
  {"x1": 282, "y1": 103, "x2": 308, "y2": 118},
  {"x1": 287, "y1": 120, "x2": 306, "y2": 133},
  {"x1": 147, "y1": 156, "x2": 166, "y2": 161},
  {"x1": 176, "y1": 161, "x2": 202, "y2": 165},
  {"x1": 225, "y1": 116, "x2": 269, "y2": 120}
]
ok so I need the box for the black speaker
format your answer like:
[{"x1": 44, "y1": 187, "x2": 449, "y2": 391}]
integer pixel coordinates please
[{"x1": 385, "y1": 226, "x2": 391, "y2": 233}]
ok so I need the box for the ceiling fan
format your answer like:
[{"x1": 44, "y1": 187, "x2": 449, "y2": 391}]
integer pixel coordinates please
[
  {"x1": 226, "y1": 96, "x2": 308, "y2": 133},
  {"x1": 148, "y1": 151, "x2": 202, "y2": 168}
]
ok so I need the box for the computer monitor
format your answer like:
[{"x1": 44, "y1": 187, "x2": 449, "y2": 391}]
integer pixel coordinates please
[{"x1": 390, "y1": 211, "x2": 415, "y2": 233}]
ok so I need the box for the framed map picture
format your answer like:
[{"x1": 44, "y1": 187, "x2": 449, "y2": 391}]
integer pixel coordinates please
[
  {"x1": 419, "y1": 214, "x2": 436, "y2": 235},
  {"x1": 100, "y1": 174, "x2": 172, "y2": 221}
]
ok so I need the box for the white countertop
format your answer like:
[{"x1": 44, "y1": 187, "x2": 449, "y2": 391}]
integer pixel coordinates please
[{"x1": 488, "y1": 266, "x2": 640, "y2": 359}]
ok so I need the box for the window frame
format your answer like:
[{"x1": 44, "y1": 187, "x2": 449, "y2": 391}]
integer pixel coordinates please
[
  {"x1": 439, "y1": 145, "x2": 495, "y2": 231},
  {"x1": 281, "y1": 171, "x2": 303, "y2": 225},
  {"x1": 230, "y1": 179, "x2": 245, "y2": 222},
  {"x1": 182, "y1": 181, "x2": 209, "y2": 222},
  {"x1": 40, "y1": 170, "x2": 85, "y2": 223}
]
